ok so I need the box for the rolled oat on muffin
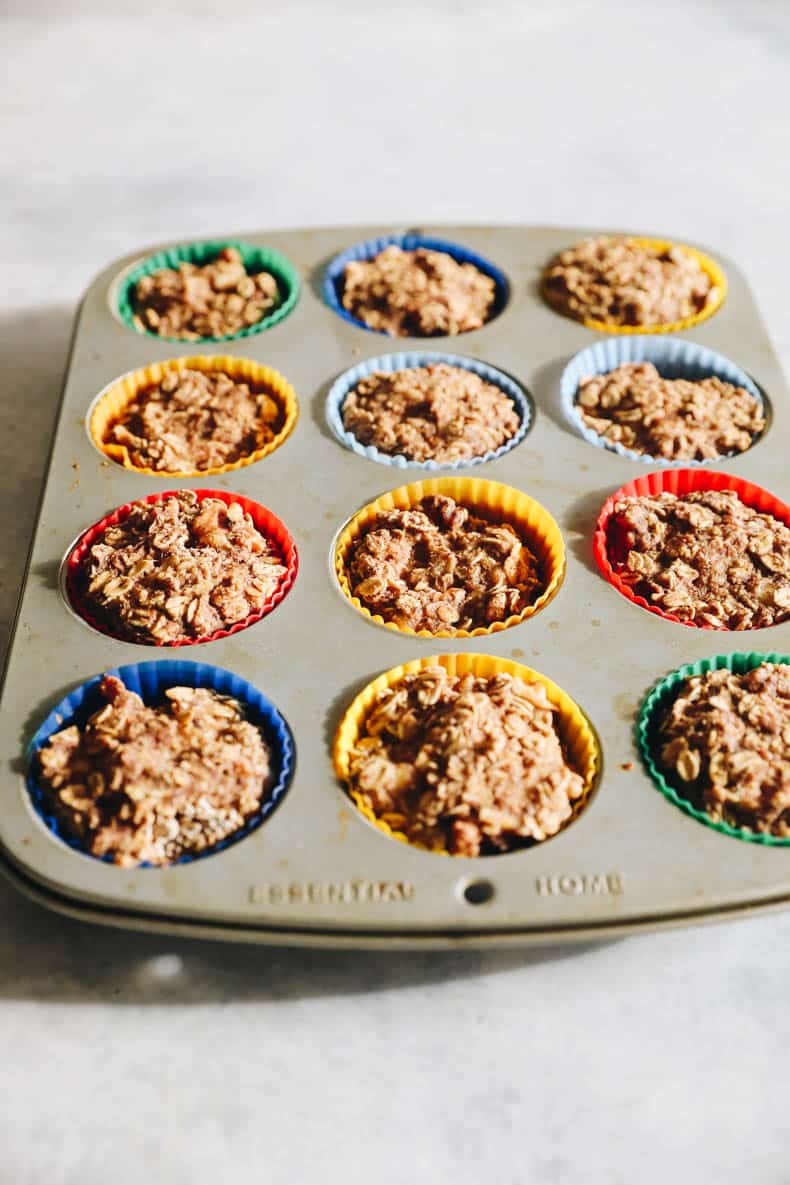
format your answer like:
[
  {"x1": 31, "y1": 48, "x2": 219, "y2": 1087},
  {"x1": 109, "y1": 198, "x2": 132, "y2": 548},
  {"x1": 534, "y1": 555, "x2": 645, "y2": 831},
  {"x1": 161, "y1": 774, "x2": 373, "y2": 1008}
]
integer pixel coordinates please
[
  {"x1": 608, "y1": 488, "x2": 790, "y2": 629},
  {"x1": 76, "y1": 491, "x2": 286, "y2": 644},
  {"x1": 104, "y1": 367, "x2": 284, "y2": 473},
  {"x1": 345, "y1": 494, "x2": 541, "y2": 633},
  {"x1": 37, "y1": 675, "x2": 271, "y2": 866},
  {"x1": 341, "y1": 363, "x2": 521, "y2": 464},
  {"x1": 341, "y1": 246, "x2": 496, "y2": 336},
  {"x1": 132, "y1": 247, "x2": 280, "y2": 339},
  {"x1": 347, "y1": 665, "x2": 584, "y2": 856},
  {"x1": 543, "y1": 236, "x2": 716, "y2": 328},
  {"x1": 577, "y1": 362, "x2": 764, "y2": 461},
  {"x1": 657, "y1": 662, "x2": 790, "y2": 836}
]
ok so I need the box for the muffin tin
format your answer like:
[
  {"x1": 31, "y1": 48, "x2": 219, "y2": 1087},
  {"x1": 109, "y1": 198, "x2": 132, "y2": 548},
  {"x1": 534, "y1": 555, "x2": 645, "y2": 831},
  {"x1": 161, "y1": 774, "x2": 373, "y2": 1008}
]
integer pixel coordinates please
[{"x1": 1, "y1": 224, "x2": 788, "y2": 949}]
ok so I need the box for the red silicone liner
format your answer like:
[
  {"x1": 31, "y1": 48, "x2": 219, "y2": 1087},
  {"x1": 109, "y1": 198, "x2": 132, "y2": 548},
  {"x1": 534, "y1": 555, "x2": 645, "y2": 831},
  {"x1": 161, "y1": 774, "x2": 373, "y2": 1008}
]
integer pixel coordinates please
[
  {"x1": 65, "y1": 489, "x2": 298, "y2": 647},
  {"x1": 593, "y1": 468, "x2": 790, "y2": 630}
]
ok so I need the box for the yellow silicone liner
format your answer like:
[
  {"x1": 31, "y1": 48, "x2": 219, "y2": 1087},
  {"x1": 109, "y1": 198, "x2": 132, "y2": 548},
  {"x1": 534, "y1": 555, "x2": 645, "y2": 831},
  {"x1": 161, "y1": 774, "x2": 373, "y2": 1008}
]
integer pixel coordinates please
[
  {"x1": 333, "y1": 652, "x2": 600, "y2": 855},
  {"x1": 334, "y1": 476, "x2": 565, "y2": 638},
  {"x1": 88, "y1": 355, "x2": 299, "y2": 478},
  {"x1": 541, "y1": 236, "x2": 728, "y2": 335}
]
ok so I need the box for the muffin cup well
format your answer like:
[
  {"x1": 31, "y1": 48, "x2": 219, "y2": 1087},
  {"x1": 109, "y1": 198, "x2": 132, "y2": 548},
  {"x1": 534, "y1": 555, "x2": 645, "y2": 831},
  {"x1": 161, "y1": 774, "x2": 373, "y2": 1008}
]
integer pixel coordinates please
[
  {"x1": 88, "y1": 355, "x2": 299, "y2": 478},
  {"x1": 334, "y1": 476, "x2": 565, "y2": 638},
  {"x1": 333, "y1": 652, "x2": 600, "y2": 855},
  {"x1": 637, "y1": 652, "x2": 790, "y2": 845},
  {"x1": 25, "y1": 660, "x2": 295, "y2": 866},
  {"x1": 115, "y1": 239, "x2": 300, "y2": 343},
  {"x1": 325, "y1": 351, "x2": 532, "y2": 471},
  {"x1": 64, "y1": 489, "x2": 298, "y2": 647},
  {"x1": 561, "y1": 335, "x2": 766, "y2": 466},
  {"x1": 322, "y1": 232, "x2": 509, "y2": 336},
  {"x1": 541, "y1": 236, "x2": 727, "y2": 335},
  {"x1": 593, "y1": 468, "x2": 790, "y2": 630}
]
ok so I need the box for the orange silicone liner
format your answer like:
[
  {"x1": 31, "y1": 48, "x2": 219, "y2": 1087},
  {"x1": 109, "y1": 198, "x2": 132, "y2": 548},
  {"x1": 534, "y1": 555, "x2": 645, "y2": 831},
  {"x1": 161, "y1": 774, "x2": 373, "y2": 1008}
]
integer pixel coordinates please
[
  {"x1": 64, "y1": 489, "x2": 298, "y2": 647},
  {"x1": 334, "y1": 476, "x2": 565, "y2": 639},
  {"x1": 88, "y1": 355, "x2": 299, "y2": 478},
  {"x1": 593, "y1": 468, "x2": 790, "y2": 629},
  {"x1": 333, "y1": 652, "x2": 600, "y2": 855},
  {"x1": 541, "y1": 236, "x2": 727, "y2": 335}
]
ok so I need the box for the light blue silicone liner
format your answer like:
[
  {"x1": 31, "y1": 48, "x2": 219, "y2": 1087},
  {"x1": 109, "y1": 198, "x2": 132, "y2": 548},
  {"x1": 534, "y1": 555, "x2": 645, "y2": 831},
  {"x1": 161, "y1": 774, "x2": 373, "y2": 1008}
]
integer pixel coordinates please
[
  {"x1": 326, "y1": 351, "x2": 532, "y2": 471},
  {"x1": 322, "y1": 232, "x2": 509, "y2": 335},
  {"x1": 26, "y1": 660, "x2": 295, "y2": 866},
  {"x1": 560, "y1": 335, "x2": 767, "y2": 466}
]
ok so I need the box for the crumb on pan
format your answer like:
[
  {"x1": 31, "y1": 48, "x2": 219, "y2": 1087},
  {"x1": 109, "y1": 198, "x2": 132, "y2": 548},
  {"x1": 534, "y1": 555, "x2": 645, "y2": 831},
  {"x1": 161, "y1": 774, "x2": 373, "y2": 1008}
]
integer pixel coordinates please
[
  {"x1": 577, "y1": 362, "x2": 764, "y2": 461},
  {"x1": 345, "y1": 494, "x2": 541, "y2": 633},
  {"x1": 341, "y1": 363, "x2": 520, "y2": 463},
  {"x1": 132, "y1": 247, "x2": 280, "y2": 339},
  {"x1": 37, "y1": 675, "x2": 271, "y2": 866},
  {"x1": 347, "y1": 666, "x2": 584, "y2": 856},
  {"x1": 341, "y1": 246, "x2": 496, "y2": 336},
  {"x1": 657, "y1": 662, "x2": 790, "y2": 835}
]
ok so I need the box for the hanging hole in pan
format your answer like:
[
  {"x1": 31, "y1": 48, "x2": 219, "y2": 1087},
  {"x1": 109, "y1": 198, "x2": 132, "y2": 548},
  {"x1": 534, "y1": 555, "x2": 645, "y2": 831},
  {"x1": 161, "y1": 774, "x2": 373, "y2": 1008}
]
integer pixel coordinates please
[{"x1": 460, "y1": 879, "x2": 495, "y2": 906}]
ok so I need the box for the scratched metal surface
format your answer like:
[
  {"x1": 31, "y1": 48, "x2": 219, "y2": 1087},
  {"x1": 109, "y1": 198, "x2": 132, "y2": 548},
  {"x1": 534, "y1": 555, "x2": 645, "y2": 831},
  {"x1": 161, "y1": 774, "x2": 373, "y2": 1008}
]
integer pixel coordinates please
[{"x1": 0, "y1": 224, "x2": 788, "y2": 946}]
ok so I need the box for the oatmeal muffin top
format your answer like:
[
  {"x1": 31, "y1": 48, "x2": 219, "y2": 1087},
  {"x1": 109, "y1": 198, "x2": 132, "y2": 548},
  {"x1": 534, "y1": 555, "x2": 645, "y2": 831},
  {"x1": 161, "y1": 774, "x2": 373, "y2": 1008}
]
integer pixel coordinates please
[
  {"x1": 543, "y1": 235, "x2": 716, "y2": 328},
  {"x1": 132, "y1": 247, "x2": 280, "y2": 340},
  {"x1": 341, "y1": 363, "x2": 521, "y2": 464},
  {"x1": 577, "y1": 362, "x2": 764, "y2": 462},
  {"x1": 657, "y1": 663, "x2": 790, "y2": 836},
  {"x1": 36, "y1": 675, "x2": 271, "y2": 867},
  {"x1": 345, "y1": 494, "x2": 541, "y2": 633},
  {"x1": 346, "y1": 666, "x2": 585, "y2": 856},
  {"x1": 341, "y1": 246, "x2": 496, "y2": 336},
  {"x1": 76, "y1": 490, "x2": 287, "y2": 645},
  {"x1": 608, "y1": 488, "x2": 790, "y2": 629},
  {"x1": 104, "y1": 367, "x2": 284, "y2": 473}
]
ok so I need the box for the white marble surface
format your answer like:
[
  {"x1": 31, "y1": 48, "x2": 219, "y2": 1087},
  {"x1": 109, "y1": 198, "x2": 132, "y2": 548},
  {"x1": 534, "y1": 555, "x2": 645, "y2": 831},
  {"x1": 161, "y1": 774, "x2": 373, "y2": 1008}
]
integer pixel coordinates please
[{"x1": 2, "y1": 2, "x2": 790, "y2": 1181}]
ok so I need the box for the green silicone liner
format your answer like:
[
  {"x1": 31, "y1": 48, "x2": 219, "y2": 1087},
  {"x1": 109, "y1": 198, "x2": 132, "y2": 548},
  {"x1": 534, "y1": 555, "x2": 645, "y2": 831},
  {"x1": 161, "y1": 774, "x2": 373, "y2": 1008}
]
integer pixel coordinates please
[
  {"x1": 115, "y1": 239, "x2": 301, "y2": 343},
  {"x1": 637, "y1": 651, "x2": 790, "y2": 845}
]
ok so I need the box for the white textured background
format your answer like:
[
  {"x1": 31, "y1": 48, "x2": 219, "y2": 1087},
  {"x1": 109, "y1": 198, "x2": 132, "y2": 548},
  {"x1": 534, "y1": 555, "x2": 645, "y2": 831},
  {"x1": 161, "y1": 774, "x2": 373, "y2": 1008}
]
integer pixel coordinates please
[{"x1": 2, "y1": 2, "x2": 790, "y2": 1182}]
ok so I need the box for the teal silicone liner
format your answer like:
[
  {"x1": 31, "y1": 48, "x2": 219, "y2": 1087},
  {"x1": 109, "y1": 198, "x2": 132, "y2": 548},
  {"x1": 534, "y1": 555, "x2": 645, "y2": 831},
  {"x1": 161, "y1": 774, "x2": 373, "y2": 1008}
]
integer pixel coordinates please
[
  {"x1": 637, "y1": 651, "x2": 790, "y2": 845},
  {"x1": 115, "y1": 239, "x2": 300, "y2": 343},
  {"x1": 561, "y1": 335, "x2": 767, "y2": 466},
  {"x1": 325, "y1": 351, "x2": 532, "y2": 471}
]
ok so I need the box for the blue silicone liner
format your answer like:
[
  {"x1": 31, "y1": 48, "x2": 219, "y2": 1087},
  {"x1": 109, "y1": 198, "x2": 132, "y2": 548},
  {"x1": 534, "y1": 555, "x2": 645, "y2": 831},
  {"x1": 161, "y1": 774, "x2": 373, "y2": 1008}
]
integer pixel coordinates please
[
  {"x1": 560, "y1": 335, "x2": 767, "y2": 466},
  {"x1": 25, "y1": 660, "x2": 295, "y2": 866},
  {"x1": 323, "y1": 233, "x2": 510, "y2": 335},
  {"x1": 637, "y1": 651, "x2": 790, "y2": 845},
  {"x1": 325, "y1": 351, "x2": 532, "y2": 471}
]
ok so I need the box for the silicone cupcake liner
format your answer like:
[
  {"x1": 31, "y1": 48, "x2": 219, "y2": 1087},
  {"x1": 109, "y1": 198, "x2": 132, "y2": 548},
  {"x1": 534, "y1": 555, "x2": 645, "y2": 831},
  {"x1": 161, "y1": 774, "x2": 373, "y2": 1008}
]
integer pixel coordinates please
[
  {"x1": 334, "y1": 476, "x2": 565, "y2": 638},
  {"x1": 115, "y1": 239, "x2": 300, "y2": 343},
  {"x1": 561, "y1": 335, "x2": 766, "y2": 466},
  {"x1": 637, "y1": 651, "x2": 790, "y2": 845},
  {"x1": 64, "y1": 489, "x2": 298, "y2": 647},
  {"x1": 333, "y1": 652, "x2": 600, "y2": 855},
  {"x1": 541, "y1": 236, "x2": 727, "y2": 335},
  {"x1": 325, "y1": 351, "x2": 532, "y2": 471},
  {"x1": 88, "y1": 355, "x2": 299, "y2": 478},
  {"x1": 25, "y1": 660, "x2": 295, "y2": 866},
  {"x1": 594, "y1": 468, "x2": 790, "y2": 629},
  {"x1": 322, "y1": 232, "x2": 509, "y2": 335}
]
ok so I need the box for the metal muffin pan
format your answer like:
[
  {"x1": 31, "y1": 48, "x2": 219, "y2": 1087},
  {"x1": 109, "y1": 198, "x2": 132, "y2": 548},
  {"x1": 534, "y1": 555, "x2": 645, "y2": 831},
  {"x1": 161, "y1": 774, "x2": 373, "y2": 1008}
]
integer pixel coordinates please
[{"x1": 1, "y1": 224, "x2": 788, "y2": 949}]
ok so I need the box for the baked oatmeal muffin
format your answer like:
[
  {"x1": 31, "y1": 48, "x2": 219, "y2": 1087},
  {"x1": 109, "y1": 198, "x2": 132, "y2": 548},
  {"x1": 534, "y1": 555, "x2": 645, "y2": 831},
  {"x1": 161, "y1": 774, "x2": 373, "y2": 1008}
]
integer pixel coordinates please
[
  {"x1": 577, "y1": 362, "x2": 764, "y2": 461},
  {"x1": 543, "y1": 236, "x2": 716, "y2": 327},
  {"x1": 656, "y1": 662, "x2": 790, "y2": 836},
  {"x1": 103, "y1": 367, "x2": 284, "y2": 473},
  {"x1": 75, "y1": 491, "x2": 287, "y2": 644},
  {"x1": 131, "y1": 247, "x2": 280, "y2": 339},
  {"x1": 341, "y1": 246, "x2": 496, "y2": 336},
  {"x1": 36, "y1": 675, "x2": 271, "y2": 866},
  {"x1": 341, "y1": 363, "x2": 521, "y2": 464},
  {"x1": 346, "y1": 665, "x2": 585, "y2": 855},
  {"x1": 345, "y1": 494, "x2": 541, "y2": 632},
  {"x1": 607, "y1": 488, "x2": 790, "y2": 629}
]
